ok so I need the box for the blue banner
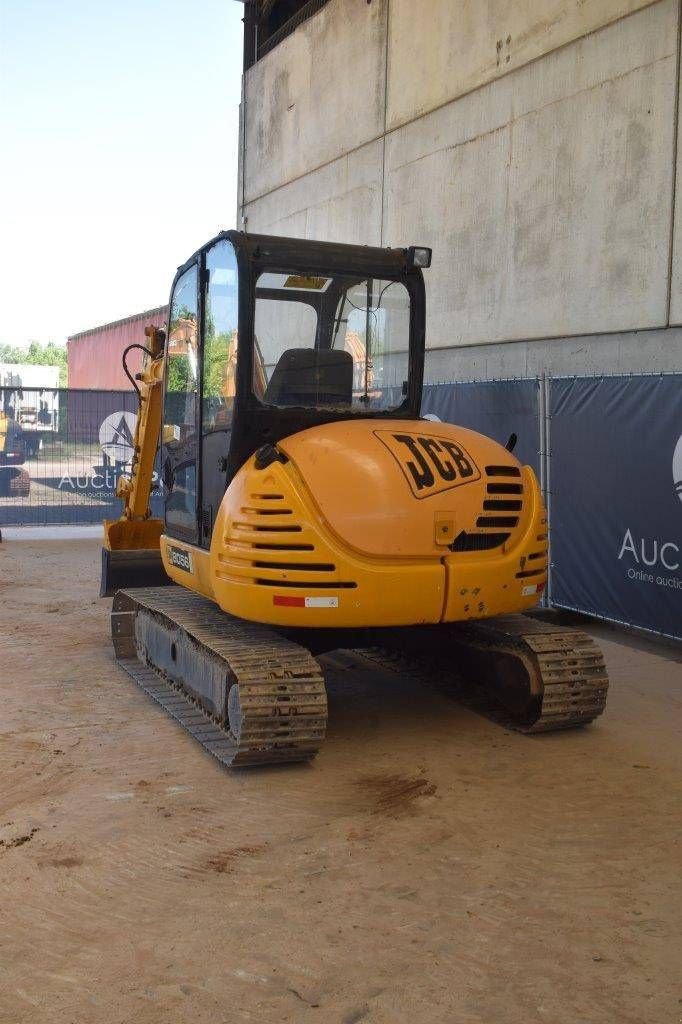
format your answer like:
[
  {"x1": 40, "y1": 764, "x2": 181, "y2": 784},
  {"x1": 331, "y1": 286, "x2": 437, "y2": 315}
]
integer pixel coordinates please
[
  {"x1": 550, "y1": 375, "x2": 682, "y2": 639},
  {"x1": 422, "y1": 379, "x2": 541, "y2": 474}
]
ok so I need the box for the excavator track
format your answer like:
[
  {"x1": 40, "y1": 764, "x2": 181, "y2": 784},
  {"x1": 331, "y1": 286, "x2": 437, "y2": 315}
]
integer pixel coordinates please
[
  {"x1": 111, "y1": 586, "x2": 327, "y2": 767},
  {"x1": 360, "y1": 615, "x2": 609, "y2": 733}
]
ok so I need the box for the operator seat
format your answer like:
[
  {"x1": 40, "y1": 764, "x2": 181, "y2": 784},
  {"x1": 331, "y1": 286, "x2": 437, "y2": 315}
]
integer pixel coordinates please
[{"x1": 263, "y1": 348, "x2": 353, "y2": 407}]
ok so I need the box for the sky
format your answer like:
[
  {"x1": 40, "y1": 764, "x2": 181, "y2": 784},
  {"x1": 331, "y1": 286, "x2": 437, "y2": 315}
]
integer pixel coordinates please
[{"x1": 0, "y1": 0, "x2": 244, "y2": 347}]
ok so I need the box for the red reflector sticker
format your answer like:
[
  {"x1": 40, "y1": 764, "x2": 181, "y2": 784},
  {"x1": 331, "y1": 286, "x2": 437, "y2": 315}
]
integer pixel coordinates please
[{"x1": 273, "y1": 596, "x2": 339, "y2": 609}]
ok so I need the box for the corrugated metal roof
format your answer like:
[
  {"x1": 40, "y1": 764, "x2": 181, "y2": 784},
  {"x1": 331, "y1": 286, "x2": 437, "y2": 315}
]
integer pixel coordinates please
[{"x1": 68, "y1": 305, "x2": 168, "y2": 343}]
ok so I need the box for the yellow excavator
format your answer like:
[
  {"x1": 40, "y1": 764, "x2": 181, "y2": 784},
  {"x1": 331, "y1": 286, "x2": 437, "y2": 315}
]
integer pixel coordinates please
[
  {"x1": 102, "y1": 231, "x2": 608, "y2": 767},
  {"x1": 0, "y1": 402, "x2": 30, "y2": 498}
]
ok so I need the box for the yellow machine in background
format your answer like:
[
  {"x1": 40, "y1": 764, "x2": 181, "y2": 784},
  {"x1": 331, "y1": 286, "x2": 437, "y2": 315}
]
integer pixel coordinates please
[
  {"x1": 103, "y1": 231, "x2": 608, "y2": 768},
  {"x1": 0, "y1": 407, "x2": 30, "y2": 498}
]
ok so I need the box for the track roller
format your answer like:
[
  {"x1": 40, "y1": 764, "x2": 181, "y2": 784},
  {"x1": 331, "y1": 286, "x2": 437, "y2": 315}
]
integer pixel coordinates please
[
  {"x1": 361, "y1": 614, "x2": 609, "y2": 733},
  {"x1": 111, "y1": 586, "x2": 327, "y2": 767}
]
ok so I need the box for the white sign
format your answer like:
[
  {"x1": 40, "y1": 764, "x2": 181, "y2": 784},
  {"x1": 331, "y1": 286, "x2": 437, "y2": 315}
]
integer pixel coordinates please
[
  {"x1": 673, "y1": 434, "x2": 682, "y2": 506},
  {"x1": 99, "y1": 410, "x2": 137, "y2": 465}
]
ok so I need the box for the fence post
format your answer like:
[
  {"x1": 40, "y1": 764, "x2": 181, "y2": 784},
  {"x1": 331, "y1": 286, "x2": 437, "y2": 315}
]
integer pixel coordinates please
[{"x1": 539, "y1": 371, "x2": 553, "y2": 607}]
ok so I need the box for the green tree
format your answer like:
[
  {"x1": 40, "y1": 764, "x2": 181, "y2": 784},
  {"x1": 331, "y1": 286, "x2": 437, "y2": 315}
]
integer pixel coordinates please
[
  {"x1": 167, "y1": 353, "x2": 192, "y2": 392},
  {"x1": 203, "y1": 329, "x2": 236, "y2": 398},
  {"x1": 0, "y1": 340, "x2": 68, "y2": 386}
]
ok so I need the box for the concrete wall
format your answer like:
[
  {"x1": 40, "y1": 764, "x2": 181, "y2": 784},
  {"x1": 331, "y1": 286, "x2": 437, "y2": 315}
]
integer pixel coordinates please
[
  {"x1": 386, "y1": 0, "x2": 659, "y2": 129},
  {"x1": 242, "y1": 138, "x2": 384, "y2": 245},
  {"x1": 240, "y1": 0, "x2": 682, "y2": 377},
  {"x1": 243, "y1": 0, "x2": 387, "y2": 204}
]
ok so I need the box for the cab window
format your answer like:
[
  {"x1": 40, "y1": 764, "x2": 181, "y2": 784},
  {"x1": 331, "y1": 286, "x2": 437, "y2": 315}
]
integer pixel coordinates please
[
  {"x1": 203, "y1": 240, "x2": 239, "y2": 432},
  {"x1": 252, "y1": 271, "x2": 410, "y2": 411},
  {"x1": 164, "y1": 264, "x2": 199, "y2": 536},
  {"x1": 199, "y1": 239, "x2": 239, "y2": 545}
]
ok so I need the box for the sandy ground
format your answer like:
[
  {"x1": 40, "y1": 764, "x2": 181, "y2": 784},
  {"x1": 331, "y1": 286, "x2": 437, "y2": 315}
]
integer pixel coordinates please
[{"x1": 0, "y1": 537, "x2": 680, "y2": 1024}]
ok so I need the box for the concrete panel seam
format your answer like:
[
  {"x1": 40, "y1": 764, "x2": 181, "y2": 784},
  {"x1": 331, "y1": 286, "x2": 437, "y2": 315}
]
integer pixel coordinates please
[
  {"x1": 242, "y1": 4, "x2": 673, "y2": 209},
  {"x1": 241, "y1": 135, "x2": 388, "y2": 209},
  {"x1": 385, "y1": 0, "x2": 665, "y2": 135},
  {"x1": 245, "y1": 183, "x2": 380, "y2": 226},
  {"x1": 239, "y1": 74, "x2": 247, "y2": 224},
  {"x1": 380, "y1": 0, "x2": 390, "y2": 246},
  {"x1": 387, "y1": 53, "x2": 673, "y2": 176},
  {"x1": 422, "y1": 323, "x2": 674, "y2": 353},
  {"x1": 665, "y1": 0, "x2": 682, "y2": 323}
]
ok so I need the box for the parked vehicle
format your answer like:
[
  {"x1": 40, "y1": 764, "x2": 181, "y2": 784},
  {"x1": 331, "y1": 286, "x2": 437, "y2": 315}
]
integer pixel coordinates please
[{"x1": 0, "y1": 363, "x2": 60, "y2": 457}]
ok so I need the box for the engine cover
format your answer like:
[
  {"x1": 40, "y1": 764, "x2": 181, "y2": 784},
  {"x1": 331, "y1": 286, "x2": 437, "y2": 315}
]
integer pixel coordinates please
[{"x1": 277, "y1": 419, "x2": 521, "y2": 558}]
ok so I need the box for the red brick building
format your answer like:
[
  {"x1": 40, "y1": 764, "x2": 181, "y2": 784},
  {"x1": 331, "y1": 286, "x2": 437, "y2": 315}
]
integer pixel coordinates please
[{"x1": 67, "y1": 306, "x2": 168, "y2": 389}]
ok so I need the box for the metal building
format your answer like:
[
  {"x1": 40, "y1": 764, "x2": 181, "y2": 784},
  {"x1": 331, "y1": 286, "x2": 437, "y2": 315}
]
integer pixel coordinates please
[
  {"x1": 236, "y1": 0, "x2": 682, "y2": 379},
  {"x1": 67, "y1": 306, "x2": 168, "y2": 389}
]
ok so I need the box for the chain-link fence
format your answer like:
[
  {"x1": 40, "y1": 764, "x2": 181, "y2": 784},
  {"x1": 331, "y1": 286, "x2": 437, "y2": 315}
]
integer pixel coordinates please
[
  {"x1": 4, "y1": 378, "x2": 680, "y2": 640},
  {"x1": 0, "y1": 388, "x2": 163, "y2": 526}
]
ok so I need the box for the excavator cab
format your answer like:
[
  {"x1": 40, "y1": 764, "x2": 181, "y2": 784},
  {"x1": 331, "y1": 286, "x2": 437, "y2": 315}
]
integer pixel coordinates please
[
  {"x1": 102, "y1": 231, "x2": 430, "y2": 593},
  {"x1": 163, "y1": 232, "x2": 428, "y2": 548}
]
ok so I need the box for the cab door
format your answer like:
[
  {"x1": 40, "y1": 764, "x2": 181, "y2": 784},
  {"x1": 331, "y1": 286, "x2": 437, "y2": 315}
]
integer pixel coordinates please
[
  {"x1": 163, "y1": 263, "x2": 200, "y2": 543},
  {"x1": 199, "y1": 238, "x2": 239, "y2": 548}
]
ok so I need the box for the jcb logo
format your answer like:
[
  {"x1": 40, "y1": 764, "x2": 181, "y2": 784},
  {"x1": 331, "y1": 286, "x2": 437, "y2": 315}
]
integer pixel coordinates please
[{"x1": 375, "y1": 430, "x2": 481, "y2": 499}]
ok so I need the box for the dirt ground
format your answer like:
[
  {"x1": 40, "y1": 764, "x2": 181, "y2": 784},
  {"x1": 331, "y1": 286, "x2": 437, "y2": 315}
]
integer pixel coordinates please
[{"x1": 1, "y1": 536, "x2": 680, "y2": 1024}]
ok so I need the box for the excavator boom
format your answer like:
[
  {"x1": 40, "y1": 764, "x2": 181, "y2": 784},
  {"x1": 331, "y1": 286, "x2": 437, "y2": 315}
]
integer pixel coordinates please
[{"x1": 100, "y1": 325, "x2": 169, "y2": 596}]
